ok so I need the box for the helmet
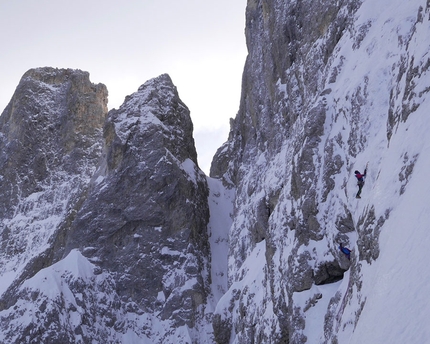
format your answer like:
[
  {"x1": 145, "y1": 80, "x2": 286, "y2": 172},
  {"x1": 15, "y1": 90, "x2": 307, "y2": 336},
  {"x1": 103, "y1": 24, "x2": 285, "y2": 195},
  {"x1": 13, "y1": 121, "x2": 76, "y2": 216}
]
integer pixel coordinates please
[{"x1": 354, "y1": 170, "x2": 359, "y2": 174}]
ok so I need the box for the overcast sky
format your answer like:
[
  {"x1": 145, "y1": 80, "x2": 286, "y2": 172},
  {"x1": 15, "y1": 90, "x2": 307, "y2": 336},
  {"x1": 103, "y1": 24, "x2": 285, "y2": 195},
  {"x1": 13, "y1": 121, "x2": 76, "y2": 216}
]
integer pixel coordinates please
[{"x1": 0, "y1": 0, "x2": 247, "y2": 174}]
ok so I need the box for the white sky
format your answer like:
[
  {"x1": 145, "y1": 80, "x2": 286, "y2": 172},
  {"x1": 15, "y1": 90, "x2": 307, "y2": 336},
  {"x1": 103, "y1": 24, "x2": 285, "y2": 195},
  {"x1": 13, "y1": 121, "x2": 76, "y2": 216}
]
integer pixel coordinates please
[{"x1": 0, "y1": 0, "x2": 247, "y2": 174}]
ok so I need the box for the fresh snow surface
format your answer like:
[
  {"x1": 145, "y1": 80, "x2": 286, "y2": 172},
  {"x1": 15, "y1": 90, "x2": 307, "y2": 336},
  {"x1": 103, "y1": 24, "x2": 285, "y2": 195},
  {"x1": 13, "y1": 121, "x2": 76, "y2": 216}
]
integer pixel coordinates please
[
  {"x1": 321, "y1": 0, "x2": 429, "y2": 340},
  {"x1": 0, "y1": 250, "x2": 100, "y2": 343},
  {"x1": 21, "y1": 249, "x2": 96, "y2": 291},
  {"x1": 181, "y1": 158, "x2": 199, "y2": 184},
  {"x1": 345, "y1": 117, "x2": 430, "y2": 343},
  {"x1": 206, "y1": 177, "x2": 235, "y2": 310},
  {"x1": 293, "y1": 280, "x2": 343, "y2": 344},
  {"x1": 215, "y1": 240, "x2": 272, "y2": 342},
  {"x1": 215, "y1": 0, "x2": 430, "y2": 342},
  {"x1": 303, "y1": 1, "x2": 430, "y2": 341},
  {"x1": 333, "y1": 2, "x2": 430, "y2": 341},
  {"x1": 0, "y1": 176, "x2": 86, "y2": 296}
]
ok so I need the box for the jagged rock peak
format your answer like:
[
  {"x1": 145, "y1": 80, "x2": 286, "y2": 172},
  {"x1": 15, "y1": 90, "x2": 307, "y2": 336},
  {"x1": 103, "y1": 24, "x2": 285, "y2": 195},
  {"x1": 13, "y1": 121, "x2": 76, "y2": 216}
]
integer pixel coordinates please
[
  {"x1": 109, "y1": 73, "x2": 199, "y2": 166},
  {"x1": 0, "y1": 70, "x2": 212, "y2": 343},
  {"x1": 0, "y1": 67, "x2": 108, "y2": 158},
  {"x1": 0, "y1": 67, "x2": 108, "y2": 218},
  {"x1": 12, "y1": 67, "x2": 109, "y2": 128},
  {"x1": 22, "y1": 67, "x2": 93, "y2": 87},
  {"x1": 0, "y1": 67, "x2": 109, "y2": 335}
]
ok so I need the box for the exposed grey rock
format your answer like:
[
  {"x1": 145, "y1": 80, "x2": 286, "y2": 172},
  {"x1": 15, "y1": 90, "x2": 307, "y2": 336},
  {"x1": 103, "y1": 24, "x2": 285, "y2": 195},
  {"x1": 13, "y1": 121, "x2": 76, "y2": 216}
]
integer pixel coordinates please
[
  {"x1": 210, "y1": 0, "x2": 429, "y2": 342},
  {"x1": 0, "y1": 67, "x2": 108, "y2": 311},
  {"x1": 213, "y1": 313, "x2": 233, "y2": 344},
  {"x1": 288, "y1": 250, "x2": 313, "y2": 292},
  {"x1": 0, "y1": 71, "x2": 211, "y2": 343},
  {"x1": 335, "y1": 208, "x2": 355, "y2": 233},
  {"x1": 0, "y1": 67, "x2": 107, "y2": 219},
  {"x1": 314, "y1": 261, "x2": 346, "y2": 285},
  {"x1": 356, "y1": 207, "x2": 390, "y2": 264},
  {"x1": 398, "y1": 152, "x2": 419, "y2": 195}
]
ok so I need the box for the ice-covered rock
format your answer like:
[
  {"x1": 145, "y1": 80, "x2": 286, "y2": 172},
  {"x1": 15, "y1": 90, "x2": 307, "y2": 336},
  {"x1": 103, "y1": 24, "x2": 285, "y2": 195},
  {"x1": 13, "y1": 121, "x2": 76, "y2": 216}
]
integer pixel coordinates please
[
  {"x1": 211, "y1": 0, "x2": 430, "y2": 343},
  {"x1": 0, "y1": 71, "x2": 213, "y2": 343},
  {"x1": 0, "y1": 67, "x2": 107, "y2": 311},
  {"x1": 1, "y1": 0, "x2": 430, "y2": 342}
]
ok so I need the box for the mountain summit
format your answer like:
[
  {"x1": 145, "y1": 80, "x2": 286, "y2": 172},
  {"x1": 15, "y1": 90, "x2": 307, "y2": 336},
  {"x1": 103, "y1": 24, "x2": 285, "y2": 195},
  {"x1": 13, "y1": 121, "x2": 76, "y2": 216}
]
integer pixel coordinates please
[{"x1": 0, "y1": 69, "x2": 211, "y2": 343}]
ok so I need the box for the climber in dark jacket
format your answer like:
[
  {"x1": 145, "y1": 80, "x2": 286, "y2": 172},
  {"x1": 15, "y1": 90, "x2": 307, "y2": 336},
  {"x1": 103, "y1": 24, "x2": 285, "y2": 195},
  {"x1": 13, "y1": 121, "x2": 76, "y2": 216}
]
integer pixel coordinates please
[
  {"x1": 354, "y1": 168, "x2": 367, "y2": 199},
  {"x1": 339, "y1": 243, "x2": 351, "y2": 260}
]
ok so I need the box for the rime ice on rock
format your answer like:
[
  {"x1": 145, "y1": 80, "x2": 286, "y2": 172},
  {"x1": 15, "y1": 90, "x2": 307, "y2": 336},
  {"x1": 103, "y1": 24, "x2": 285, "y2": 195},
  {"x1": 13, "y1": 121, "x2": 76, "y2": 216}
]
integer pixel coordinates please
[
  {"x1": 211, "y1": 0, "x2": 430, "y2": 343},
  {"x1": 0, "y1": 67, "x2": 107, "y2": 301},
  {"x1": 0, "y1": 71, "x2": 213, "y2": 343},
  {"x1": 2, "y1": 0, "x2": 430, "y2": 341}
]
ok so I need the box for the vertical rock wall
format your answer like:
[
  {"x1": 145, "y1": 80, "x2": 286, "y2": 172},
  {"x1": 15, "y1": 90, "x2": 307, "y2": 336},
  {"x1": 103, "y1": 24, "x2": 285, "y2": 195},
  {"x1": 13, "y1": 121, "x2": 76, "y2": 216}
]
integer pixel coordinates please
[
  {"x1": 63, "y1": 74, "x2": 211, "y2": 332},
  {"x1": 0, "y1": 71, "x2": 212, "y2": 343},
  {"x1": 212, "y1": 0, "x2": 430, "y2": 343},
  {"x1": 0, "y1": 68, "x2": 108, "y2": 311}
]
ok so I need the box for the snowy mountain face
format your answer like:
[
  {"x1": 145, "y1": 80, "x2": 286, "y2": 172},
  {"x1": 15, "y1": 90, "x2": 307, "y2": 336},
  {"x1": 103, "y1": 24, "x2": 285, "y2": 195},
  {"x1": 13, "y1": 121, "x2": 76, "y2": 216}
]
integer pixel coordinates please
[
  {"x1": 0, "y1": 70, "x2": 215, "y2": 343},
  {"x1": 211, "y1": 0, "x2": 430, "y2": 343},
  {"x1": 1, "y1": 0, "x2": 430, "y2": 343},
  {"x1": 0, "y1": 68, "x2": 108, "y2": 317}
]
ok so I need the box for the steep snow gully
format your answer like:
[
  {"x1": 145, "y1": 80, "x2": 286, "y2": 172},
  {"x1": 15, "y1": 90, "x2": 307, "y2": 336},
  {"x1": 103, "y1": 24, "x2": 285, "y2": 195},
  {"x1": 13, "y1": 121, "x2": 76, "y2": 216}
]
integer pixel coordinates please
[{"x1": 1, "y1": 0, "x2": 430, "y2": 343}]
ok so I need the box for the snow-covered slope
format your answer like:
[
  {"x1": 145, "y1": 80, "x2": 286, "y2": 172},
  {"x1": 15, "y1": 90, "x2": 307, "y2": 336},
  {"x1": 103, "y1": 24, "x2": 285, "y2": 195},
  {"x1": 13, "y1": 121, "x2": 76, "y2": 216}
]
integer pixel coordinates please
[{"x1": 211, "y1": 0, "x2": 430, "y2": 343}]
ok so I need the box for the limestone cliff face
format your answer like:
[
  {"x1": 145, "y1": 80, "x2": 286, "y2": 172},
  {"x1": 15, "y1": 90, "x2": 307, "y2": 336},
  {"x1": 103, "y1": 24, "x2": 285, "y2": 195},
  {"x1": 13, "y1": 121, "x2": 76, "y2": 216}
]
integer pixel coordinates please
[
  {"x1": 1, "y1": 0, "x2": 430, "y2": 342},
  {"x1": 0, "y1": 68, "x2": 108, "y2": 312},
  {"x1": 0, "y1": 71, "x2": 211, "y2": 343},
  {"x1": 211, "y1": 0, "x2": 430, "y2": 343}
]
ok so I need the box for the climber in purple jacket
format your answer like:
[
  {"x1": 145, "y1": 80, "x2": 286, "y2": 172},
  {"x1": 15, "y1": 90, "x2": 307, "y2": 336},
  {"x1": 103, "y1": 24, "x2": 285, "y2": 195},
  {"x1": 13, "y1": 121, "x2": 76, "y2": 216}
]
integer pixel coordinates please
[{"x1": 354, "y1": 167, "x2": 367, "y2": 199}]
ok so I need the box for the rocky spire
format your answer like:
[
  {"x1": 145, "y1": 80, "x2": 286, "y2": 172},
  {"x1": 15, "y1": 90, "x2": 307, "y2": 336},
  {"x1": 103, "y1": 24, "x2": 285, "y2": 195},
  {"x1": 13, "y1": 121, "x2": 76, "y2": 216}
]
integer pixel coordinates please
[
  {"x1": 0, "y1": 71, "x2": 211, "y2": 343},
  {"x1": 0, "y1": 68, "x2": 108, "y2": 313},
  {"x1": 62, "y1": 73, "x2": 211, "y2": 329},
  {"x1": 0, "y1": 67, "x2": 108, "y2": 218}
]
